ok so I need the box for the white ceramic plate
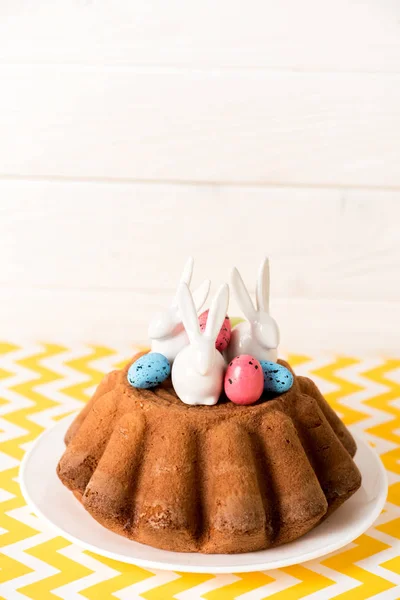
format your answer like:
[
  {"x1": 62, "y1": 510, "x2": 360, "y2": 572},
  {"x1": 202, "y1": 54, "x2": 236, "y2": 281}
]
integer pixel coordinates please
[{"x1": 20, "y1": 414, "x2": 387, "y2": 574}]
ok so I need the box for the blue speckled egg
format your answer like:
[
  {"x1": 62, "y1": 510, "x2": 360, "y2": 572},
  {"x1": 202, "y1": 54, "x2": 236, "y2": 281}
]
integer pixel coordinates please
[
  {"x1": 260, "y1": 361, "x2": 293, "y2": 395},
  {"x1": 127, "y1": 352, "x2": 171, "y2": 389}
]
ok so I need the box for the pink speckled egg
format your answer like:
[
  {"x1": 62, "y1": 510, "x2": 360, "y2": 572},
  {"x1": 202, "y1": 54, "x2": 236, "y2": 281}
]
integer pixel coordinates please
[
  {"x1": 198, "y1": 310, "x2": 231, "y2": 352},
  {"x1": 224, "y1": 354, "x2": 264, "y2": 405}
]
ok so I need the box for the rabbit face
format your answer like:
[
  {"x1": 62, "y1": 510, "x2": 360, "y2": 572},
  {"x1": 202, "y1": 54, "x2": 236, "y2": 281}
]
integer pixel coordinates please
[
  {"x1": 148, "y1": 308, "x2": 182, "y2": 340},
  {"x1": 194, "y1": 336, "x2": 217, "y2": 376},
  {"x1": 253, "y1": 312, "x2": 280, "y2": 350}
]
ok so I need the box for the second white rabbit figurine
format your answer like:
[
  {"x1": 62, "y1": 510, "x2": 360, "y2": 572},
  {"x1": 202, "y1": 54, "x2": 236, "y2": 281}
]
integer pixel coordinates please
[
  {"x1": 172, "y1": 282, "x2": 229, "y2": 406},
  {"x1": 148, "y1": 257, "x2": 210, "y2": 363},
  {"x1": 226, "y1": 257, "x2": 280, "y2": 363}
]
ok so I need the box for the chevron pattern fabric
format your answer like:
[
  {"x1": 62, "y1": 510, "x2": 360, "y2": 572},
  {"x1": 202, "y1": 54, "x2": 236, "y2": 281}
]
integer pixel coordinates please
[{"x1": 0, "y1": 341, "x2": 399, "y2": 599}]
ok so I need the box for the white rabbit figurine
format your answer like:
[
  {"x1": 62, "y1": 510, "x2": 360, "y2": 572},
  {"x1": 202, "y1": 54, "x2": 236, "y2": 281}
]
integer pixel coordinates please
[
  {"x1": 148, "y1": 257, "x2": 210, "y2": 363},
  {"x1": 226, "y1": 257, "x2": 280, "y2": 363},
  {"x1": 172, "y1": 282, "x2": 229, "y2": 406}
]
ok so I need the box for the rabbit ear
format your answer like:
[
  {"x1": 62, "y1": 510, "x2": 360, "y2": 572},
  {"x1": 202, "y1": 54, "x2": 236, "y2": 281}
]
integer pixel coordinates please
[
  {"x1": 230, "y1": 267, "x2": 256, "y2": 321},
  {"x1": 180, "y1": 256, "x2": 194, "y2": 286},
  {"x1": 256, "y1": 256, "x2": 270, "y2": 313},
  {"x1": 172, "y1": 256, "x2": 194, "y2": 307},
  {"x1": 205, "y1": 283, "x2": 229, "y2": 340},
  {"x1": 192, "y1": 279, "x2": 211, "y2": 313},
  {"x1": 177, "y1": 283, "x2": 201, "y2": 344}
]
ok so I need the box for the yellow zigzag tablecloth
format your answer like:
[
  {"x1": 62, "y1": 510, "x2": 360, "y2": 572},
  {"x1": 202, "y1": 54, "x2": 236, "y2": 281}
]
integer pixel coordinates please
[{"x1": 0, "y1": 341, "x2": 399, "y2": 599}]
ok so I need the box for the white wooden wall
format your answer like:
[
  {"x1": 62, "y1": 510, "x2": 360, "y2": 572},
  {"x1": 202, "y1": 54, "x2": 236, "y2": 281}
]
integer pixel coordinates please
[{"x1": 1, "y1": 1, "x2": 400, "y2": 354}]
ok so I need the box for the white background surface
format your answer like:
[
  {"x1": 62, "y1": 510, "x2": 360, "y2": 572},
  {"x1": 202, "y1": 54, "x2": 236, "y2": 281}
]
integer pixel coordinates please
[{"x1": 1, "y1": 2, "x2": 399, "y2": 353}]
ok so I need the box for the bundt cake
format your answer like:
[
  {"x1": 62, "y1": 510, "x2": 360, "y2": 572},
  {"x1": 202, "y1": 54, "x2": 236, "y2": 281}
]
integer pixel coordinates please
[{"x1": 57, "y1": 353, "x2": 361, "y2": 554}]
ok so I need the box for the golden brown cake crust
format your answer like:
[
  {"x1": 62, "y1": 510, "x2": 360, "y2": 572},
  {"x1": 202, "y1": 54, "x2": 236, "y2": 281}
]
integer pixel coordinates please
[{"x1": 57, "y1": 354, "x2": 361, "y2": 554}]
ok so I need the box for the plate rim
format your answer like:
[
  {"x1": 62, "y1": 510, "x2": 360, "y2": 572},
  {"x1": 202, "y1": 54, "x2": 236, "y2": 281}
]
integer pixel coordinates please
[{"x1": 19, "y1": 414, "x2": 388, "y2": 574}]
